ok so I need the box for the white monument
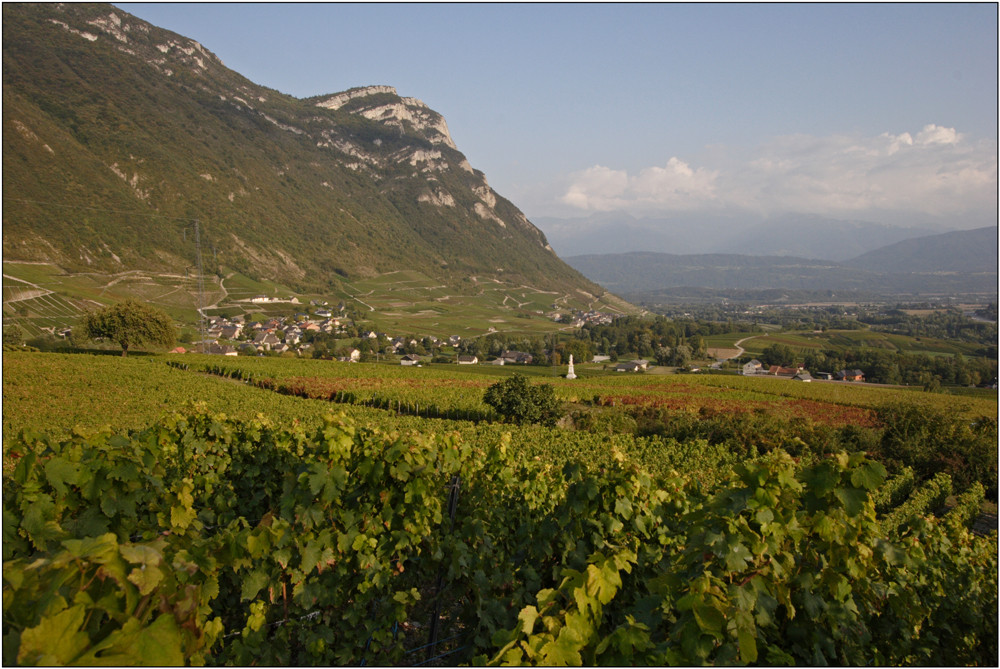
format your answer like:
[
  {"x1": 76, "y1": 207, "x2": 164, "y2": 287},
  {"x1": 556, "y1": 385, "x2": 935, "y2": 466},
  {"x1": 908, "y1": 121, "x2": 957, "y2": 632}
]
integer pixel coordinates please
[{"x1": 566, "y1": 354, "x2": 577, "y2": 379}]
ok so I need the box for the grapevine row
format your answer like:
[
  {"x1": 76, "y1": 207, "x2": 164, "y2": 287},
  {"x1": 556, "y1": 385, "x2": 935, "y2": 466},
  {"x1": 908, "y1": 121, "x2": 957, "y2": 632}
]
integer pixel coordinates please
[
  {"x1": 4, "y1": 409, "x2": 996, "y2": 666},
  {"x1": 880, "y1": 471, "x2": 953, "y2": 537}
]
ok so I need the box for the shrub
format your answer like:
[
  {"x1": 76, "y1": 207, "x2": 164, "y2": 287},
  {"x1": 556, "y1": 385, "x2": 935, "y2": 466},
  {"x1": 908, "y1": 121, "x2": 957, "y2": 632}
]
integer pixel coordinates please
[{"x1": 483, "y1": 373, "x2": 563, "y2": 427}]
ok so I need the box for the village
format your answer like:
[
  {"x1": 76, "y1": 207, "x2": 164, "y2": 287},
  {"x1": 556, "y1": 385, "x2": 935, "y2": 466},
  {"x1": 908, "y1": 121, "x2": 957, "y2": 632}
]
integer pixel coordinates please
[
  {"x1": 163, "y1": 299, "x2": 877, "y2": 380},
  {"x1": 168, "y1": 301, "x2": 629, "y2": 368}
]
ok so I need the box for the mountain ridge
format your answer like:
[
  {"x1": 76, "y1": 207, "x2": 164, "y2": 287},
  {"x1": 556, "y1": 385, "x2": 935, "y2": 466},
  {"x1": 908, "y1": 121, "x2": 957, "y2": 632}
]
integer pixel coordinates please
[
  {"x1": 565, "y1": 226, "x2": 998, "y2": 299},
  {"x1": 534, "y1": 211, "x2": 984, "y2": 261},
  {"x1": 2, "y1": 3, "x2": 598, "y2": 303}
]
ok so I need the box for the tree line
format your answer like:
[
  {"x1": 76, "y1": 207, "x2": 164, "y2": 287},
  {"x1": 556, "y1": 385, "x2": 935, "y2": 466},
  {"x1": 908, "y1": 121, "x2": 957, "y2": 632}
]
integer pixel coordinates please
[{"x1": 754, "y1": 342, "x2": 996, "y2": 388}]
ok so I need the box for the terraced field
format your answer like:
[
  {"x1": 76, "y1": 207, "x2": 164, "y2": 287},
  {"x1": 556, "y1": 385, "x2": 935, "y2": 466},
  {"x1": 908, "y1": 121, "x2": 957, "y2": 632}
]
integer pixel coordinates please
[{"x1": 2, "y1": 263, "x2": 635, "y2": 341}]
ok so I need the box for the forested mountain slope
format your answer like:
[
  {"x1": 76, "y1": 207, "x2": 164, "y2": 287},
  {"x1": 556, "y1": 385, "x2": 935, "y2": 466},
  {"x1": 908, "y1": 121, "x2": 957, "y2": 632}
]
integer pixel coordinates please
[{"x1": 2, "y1": 3, "x2": 599, "y2": 298}]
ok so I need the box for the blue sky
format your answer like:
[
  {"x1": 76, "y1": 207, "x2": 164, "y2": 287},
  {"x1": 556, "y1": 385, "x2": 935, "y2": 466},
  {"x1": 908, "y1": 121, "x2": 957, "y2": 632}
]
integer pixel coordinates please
[{"x1": 115, "y1": 3, "x2": 997, "y2": 227}]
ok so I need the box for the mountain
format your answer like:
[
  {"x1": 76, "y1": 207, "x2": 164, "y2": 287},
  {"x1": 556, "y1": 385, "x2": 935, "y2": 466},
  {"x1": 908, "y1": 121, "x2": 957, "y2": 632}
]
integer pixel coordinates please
[
  {"x1": 566, "y1": 226, "x2": 998, "y2": 301},
  {"x1": 535, "y1": 212, "x2": 942, "y2": 261},
  {"x1": 532, "y1": 212, "x2": 731, "y2": 257},
  {"x1": 844, "y1": 226, "x2": 998, "y2": 273},
  {"x1": 565, "y1": 253, "x2": 874, "y2": 294},
  {"x1": 711, "y1": 215, "x2": 938, "y2": 261},
  {"x1": 2, "y1": 3, "x2": 600, "y2": 301}
]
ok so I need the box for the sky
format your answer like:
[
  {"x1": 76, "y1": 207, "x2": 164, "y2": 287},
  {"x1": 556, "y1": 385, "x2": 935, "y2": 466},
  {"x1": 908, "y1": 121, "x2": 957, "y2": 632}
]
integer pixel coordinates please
[{"x1": 115, "y1": 2, "x2": 997, "y2": 230}]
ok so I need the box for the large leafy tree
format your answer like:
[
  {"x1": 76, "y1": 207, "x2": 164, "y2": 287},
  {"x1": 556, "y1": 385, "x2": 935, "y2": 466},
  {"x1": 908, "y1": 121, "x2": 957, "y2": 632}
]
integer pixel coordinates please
[
  {"x1": 483, "y1": 373, "x2": 563, "y2": 426},
  {"x1": 80, "y1": 299, "x2": 176, "y2": 356}
]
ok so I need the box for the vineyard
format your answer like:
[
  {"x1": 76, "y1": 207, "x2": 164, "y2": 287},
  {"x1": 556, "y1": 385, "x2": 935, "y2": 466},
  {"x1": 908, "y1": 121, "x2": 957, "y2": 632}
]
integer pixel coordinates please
[{"x1": 2, "y1": 351, "x2": 997, "y2": 665}]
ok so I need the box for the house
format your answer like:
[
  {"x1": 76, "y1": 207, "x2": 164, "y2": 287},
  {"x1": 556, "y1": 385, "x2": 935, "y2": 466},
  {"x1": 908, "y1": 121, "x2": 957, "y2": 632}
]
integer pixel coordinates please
[
  {"x1": 615, "y1": 361, "x2": 645, "y2": 373},
  {"x1": 835, "y1": 369, "x2": 865, "y2": 382},
  {"x1": 346, "y1": 348, "x2": 361, "y2": 362},
  {"x1": 742, "y1": 359, "x2": 763, "y2": 376},
  {"x1": 792, "y1": 371, "x2": 814, "y2": 382},
  {"x1": 456, "y1": 355, "x2": 478, "y2": 365},
  {"x1": 253, "y1": 332, "x2": 281, "y2": 351},
  {"x1": 219, "y1": 325, "x2": 242, "y2": 340},
  {"x1": 206, "y1": 343, "x2": 238, "y2": 356},
  {"x1": 501, "y1": 350, "x2": 533, "y2": 364},
  {"x1": 400, "y1": 354, "x2": 422, "y2": 366},
  {"x1": 768, "y1": 365, "x2": 801, "y2": 378},
  {"x1": 490, "y1": 357, "x2": 506, "y2": 365},
  {"x1": 169, "y1": 346, "x2": 187, "y2": 354},
  {"x1": 815, "y1": 372, "x2": 834, "y2": 381},
  {"x1": 592, "y1": 355, "x2": 611, "y2": 363},
  {"x1": 391, "y1": 337, "x2": 419, "y2": 352}
]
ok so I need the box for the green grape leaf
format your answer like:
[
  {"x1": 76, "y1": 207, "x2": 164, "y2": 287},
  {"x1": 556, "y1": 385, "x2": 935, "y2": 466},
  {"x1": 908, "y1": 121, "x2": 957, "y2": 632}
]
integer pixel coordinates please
[
  {"x1": 127, "y1": 563, "x2": 165, "y2": 597},
  {"x1": 170, "y1": 503, "x2": 196, "y2": 531},
  {"x1": 692, "y1": 601, "x2": 725, "y2": 634},
  {"x1": 519, "y1": 605, "x2": 540, "y2": 635},
  {"x1": 850, "y1": 460, "x2": 886, "y2": 491},
  {"x1": 17, "y1": 604, "x2": 89, "y2": 666},
  {"x1": 43, "y1": 457, "x2": 79, "y2": 496},
  {"x1": 241, "y1": 568, "x2": 270, "y2": 601},
  {"x1": 834, "y1": 487, "x2": 867, "y2": 517},
  {"x1": 725, "y1": 541, "x2": 753, "y2": 572},
  {"x1": 736, "y1": 629, "x2": 757, "y2": 664},
  {"x1": 540, "y1": 632, "x2": 583, "y2": 666},
  {"x1": 74, "y1": 614, "x2": 184, "y2": 666}
]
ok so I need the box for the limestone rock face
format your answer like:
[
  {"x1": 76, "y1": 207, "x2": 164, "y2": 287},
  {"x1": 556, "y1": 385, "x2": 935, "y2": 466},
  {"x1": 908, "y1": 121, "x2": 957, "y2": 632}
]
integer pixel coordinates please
[{"x1": 316, "y1": 86, "x2": 457, "y2": 150}]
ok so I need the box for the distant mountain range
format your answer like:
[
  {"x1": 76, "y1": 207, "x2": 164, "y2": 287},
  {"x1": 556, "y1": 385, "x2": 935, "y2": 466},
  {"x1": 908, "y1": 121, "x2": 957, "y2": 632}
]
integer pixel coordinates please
[
  {"x1": 565, "y1": 226, "x2": 998, "y2": 301},
  {"x1": 535, "y1": 211, "x2": 993, "y2": 262},
  {"x1": 844, "y1": 226, "x2": 999, "y2": 274},
  {"x1": 2, "y1": 3, "x2": 599, "y2": 300}
]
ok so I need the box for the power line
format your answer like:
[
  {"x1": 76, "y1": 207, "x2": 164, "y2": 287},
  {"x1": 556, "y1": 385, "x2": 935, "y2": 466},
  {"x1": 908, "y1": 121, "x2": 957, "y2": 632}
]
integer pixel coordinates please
[{"x1": 193, "y1": 220, "x2": 207, "y2": 353}]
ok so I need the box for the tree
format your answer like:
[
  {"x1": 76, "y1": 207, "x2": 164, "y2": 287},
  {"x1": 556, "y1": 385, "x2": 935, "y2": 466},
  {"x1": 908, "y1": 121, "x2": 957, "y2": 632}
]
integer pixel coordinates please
[
  {"x1": 668, "y1": 344, "x2": 693, "y2": 367},
  {"x1": 654, "y1": 346, "x2": 672, "y2": 366},
  {"x1": 760, "y1": 343, "x2": 795, "y2": 367},
  {"x1": 80, "y1": 299, "x2": 176, "y2": 356},
  {"x1": 483, "y1": 373, "x2": 563, "y2": 427},
  {"x1": 3, "y1": 324, "x2": 24, "y2": 346}
]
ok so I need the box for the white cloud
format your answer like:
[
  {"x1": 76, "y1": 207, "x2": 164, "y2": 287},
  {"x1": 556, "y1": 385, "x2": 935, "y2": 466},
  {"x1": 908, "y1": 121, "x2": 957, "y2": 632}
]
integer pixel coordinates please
[
  {"x1": 560, "y1": 157, "x2": 718, "y2": 212},
  {"x1": 561, "y1": 165, "x2": 629, "y2": 210},
  {"x1": 915, "y1": 123, "x2": 960, "y2": 145},
  {"x1": 557, "y1": 125, "x2": 996, "y2": 222}
]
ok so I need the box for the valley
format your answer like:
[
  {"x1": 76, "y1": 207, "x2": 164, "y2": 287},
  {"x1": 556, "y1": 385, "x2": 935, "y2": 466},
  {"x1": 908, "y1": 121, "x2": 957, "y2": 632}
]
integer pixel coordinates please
[{"x1": 2, "y1": 3, "x2": 996, "y2": 666}]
